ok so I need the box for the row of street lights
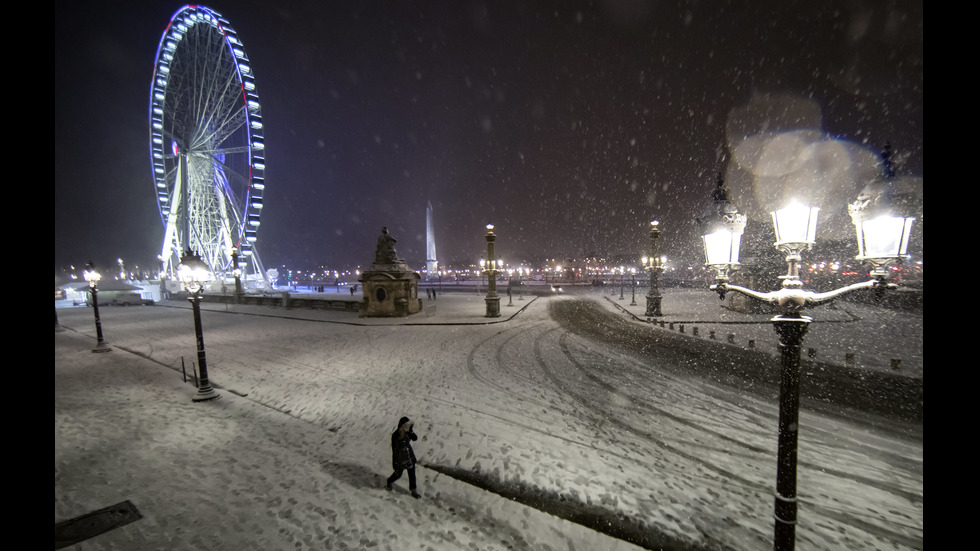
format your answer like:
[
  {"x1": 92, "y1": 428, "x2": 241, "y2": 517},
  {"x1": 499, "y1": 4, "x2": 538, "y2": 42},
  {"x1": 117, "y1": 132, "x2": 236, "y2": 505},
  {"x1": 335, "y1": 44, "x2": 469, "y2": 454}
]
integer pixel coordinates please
[
  {"x1": 81, "y1": 251, "x2": 221, "y2": 402},
  {"x1": 481, "y1": 221, "x2": 669, "y2": 318},
  {"x1": 696, "y1": 149, "x2": 918, "y2": 550}
]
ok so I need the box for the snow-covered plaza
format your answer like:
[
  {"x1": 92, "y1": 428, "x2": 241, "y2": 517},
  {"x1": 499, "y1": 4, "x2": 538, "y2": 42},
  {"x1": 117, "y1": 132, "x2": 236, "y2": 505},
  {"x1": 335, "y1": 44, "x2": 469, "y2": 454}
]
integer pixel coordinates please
[{"x1": 55, "y1": 287, "x2": 922, "y2": 550}]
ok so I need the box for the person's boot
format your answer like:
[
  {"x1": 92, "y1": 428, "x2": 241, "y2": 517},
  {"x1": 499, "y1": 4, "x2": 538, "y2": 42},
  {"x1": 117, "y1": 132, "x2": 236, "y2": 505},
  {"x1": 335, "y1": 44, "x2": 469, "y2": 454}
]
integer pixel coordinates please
[{"x1": 411, "y1": 490, "x2": 420, "y2": 499}]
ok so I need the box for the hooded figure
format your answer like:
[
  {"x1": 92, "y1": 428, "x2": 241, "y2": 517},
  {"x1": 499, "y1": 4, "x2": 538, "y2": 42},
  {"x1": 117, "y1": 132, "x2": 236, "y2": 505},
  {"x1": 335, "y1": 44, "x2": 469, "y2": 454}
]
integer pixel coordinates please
[{"x1": 386, "y1": 416, "x2": 420, "y2": 498}]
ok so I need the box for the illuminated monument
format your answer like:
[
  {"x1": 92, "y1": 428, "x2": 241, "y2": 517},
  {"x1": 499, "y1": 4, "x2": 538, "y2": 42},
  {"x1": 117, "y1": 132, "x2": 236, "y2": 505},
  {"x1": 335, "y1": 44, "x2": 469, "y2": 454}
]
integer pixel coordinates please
[{"x1": 426, "y1": 201, "x2": 438, "y2": 279}]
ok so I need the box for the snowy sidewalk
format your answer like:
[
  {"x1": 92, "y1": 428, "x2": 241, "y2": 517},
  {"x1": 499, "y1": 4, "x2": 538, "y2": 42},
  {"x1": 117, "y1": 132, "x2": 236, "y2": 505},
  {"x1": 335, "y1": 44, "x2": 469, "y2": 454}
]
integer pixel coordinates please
[{"x1": 54, "y1": 324, "x2": 644, "y2": 551}]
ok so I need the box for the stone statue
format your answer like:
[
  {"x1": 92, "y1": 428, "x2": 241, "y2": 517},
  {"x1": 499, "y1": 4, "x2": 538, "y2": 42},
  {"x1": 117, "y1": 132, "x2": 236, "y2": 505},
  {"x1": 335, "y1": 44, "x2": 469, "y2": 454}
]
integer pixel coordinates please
[
  {"x1": 375, "y1": 226, "x2": 401, "y2": 264},
  {"x1": 361, "y1": 226, "x2": 422, "y2": 317}
]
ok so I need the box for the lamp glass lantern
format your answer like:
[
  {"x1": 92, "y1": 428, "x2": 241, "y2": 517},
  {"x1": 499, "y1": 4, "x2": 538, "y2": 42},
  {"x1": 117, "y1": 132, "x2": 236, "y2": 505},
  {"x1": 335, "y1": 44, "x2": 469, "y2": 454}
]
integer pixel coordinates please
[
  {"x1": 702, "y1": 227, "x2": 743, "y2": 268},
  {"x1": 178, "y1": 252, "x2": 212, "y2": 294},
  {"x1": 849, "y1": 178, "x2": 917, "y2": 268},
  {"x1": 854, "y1": 215, "x2": 914, "y2": 262},
  {"x1": 83, "y1": 265, "x2": 102, "y2": 287},
  {"x1": 700, "y1": 210, "x2": 746, "y2": 278},
  {"x1": 771, "y1": 202, "x2": 819, "y2": 253}
]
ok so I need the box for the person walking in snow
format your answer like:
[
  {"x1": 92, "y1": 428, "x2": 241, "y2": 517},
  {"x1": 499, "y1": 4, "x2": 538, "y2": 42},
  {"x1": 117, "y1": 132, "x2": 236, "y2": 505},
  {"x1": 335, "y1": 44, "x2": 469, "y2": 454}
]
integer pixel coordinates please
[{"x1": 385, "y1": 416, "x2": 420, "y2": 498}]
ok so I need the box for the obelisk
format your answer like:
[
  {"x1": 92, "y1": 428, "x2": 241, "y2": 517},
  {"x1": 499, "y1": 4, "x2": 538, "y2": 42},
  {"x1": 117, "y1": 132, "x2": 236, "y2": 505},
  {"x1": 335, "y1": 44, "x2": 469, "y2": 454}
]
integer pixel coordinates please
[{"x1": 426, "y1": 201, "x2": 438, "y2": 278}]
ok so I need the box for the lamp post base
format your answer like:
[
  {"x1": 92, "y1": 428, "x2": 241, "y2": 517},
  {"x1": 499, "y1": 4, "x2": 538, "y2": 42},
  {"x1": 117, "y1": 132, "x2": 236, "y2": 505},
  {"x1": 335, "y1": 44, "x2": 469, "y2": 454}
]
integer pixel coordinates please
[
  {"x1": 645, "y1": 295, "x2": 663, "y2": 317},
  {"x1": 485, "y1": 296, "x2": 501, "y2": 317},
  {"x1": 192, "y1": 384, "x2": 221, "y2": 402},
  {"x1": 91, "y1": 342, "x2": 112, "y2": 353}
]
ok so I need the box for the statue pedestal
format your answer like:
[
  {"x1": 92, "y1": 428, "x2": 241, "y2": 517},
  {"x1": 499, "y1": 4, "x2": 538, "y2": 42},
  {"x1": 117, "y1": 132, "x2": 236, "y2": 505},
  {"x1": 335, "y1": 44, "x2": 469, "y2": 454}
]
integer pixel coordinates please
[
  {"x1": 358, "y1": 262, "x2": 422, "y2": 317},
  {"x1": 484, "y1": 295, "x2": 500, "y2": 317}
]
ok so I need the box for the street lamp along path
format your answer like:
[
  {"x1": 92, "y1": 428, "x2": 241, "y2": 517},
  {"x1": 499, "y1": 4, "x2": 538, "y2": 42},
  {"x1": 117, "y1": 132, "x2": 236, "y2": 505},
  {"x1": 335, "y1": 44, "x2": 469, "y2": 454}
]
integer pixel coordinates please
[
  {"x1": 698, "y1": 148, "x2": 919, "y2": 551},
  {"x1": 82, "y1": 262, "x2": 112, "y2": 353},
  {"x1": 178, "y1": 250, "x2": 220, "y2": 403},
  {"x1": 643, "y1": 220, "x2": 665, "y2": 317},
  {"x1": 482, "y1": 224, "x2": 501, "y2": 318}
]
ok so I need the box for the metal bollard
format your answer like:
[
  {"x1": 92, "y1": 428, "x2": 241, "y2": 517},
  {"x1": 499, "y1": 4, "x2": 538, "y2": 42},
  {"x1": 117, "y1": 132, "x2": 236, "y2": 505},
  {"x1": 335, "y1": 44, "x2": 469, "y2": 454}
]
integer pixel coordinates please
[
  {"x1": 679, "y1": 324, "x2": 685, "y2": 333},
  {"x1": 808, "y1": 348, "x2": 817, "y2": 359},
  {"x1": 692, "y1": 327, "x2": 699, "y2": 336},
  {"x1": 727, "y1": 333, "x2": 735, "y2": 344},
  {"x1": 709, "y1": 330, "x2": 716, "y2": 340},
  {"x1": 891, "y1": 359, "x2": 901, "y2": 370},
  {"x1": 748, "y1": 339, "x2": 755, "y2": 349},
  {"x1": 845, "y1": 353, "x2": 855, "y2": 365}
]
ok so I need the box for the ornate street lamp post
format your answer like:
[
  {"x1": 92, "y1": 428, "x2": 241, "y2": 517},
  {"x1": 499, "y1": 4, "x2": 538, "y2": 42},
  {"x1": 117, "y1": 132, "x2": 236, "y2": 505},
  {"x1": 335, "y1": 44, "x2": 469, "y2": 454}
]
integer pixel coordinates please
[
  {"x1": 698, "y1": 161, "x2": 918, "y2": 551},
  {"x1": 517, "y1": 267, "x2": 525, "y2": 300},
  {"x1": 483, "y1": 224, "x2": 501, "y2": 317},
  {"x1": 231, "y1": 247, "x2": 244, "y2": 301},
  {"x1": 643, "y1": 220, "x2": 665, "y2": 316},
  {"x1": 83, "y1": 262, "x2": 111, "y2": 353},
  {"x1": 619, "y1": 268, "x2": 625, "y2": 300},
  {"x1": 178, "y1": 250, "x2": 220, "y2": 402},
  {"x1": 630, "y1": 270, "x2": 637, "y2": 306}
]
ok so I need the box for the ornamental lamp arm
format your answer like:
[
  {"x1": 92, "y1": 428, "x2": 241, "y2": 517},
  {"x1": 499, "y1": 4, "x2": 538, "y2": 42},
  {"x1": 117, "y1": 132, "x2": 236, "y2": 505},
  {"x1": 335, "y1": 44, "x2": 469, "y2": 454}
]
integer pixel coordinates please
[
  {"x1": 712, "y1": 278, "x2": 895, "y2": 312},
  {"x1": 806, "y1": 278, "x2": 896, "y2": 305},
  {"x1": 709, "y1": 282, "x2": 779, "y2": 304}
]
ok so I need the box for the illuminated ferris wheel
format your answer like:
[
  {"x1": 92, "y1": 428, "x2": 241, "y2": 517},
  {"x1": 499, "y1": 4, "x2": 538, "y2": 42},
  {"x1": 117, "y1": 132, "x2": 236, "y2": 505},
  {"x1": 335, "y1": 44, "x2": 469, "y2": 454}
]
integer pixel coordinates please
[{"x1": 149, "y1": 5, "x2": 267, "y2": 285}]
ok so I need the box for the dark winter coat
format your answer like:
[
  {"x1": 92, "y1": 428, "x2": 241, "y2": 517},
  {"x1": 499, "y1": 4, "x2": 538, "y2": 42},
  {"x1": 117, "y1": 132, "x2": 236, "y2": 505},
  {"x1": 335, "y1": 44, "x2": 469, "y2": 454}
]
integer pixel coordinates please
[{"x1": 391, "y1": 429, "x2": 418, "y2": 470}]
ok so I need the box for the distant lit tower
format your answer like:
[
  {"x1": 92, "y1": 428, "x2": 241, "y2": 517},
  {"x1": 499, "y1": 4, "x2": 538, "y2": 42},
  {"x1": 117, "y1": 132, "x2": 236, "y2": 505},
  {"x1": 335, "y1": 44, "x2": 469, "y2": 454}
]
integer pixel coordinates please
[{"x1": 426, "y1": 201, "x2": 438, "y2": 279}]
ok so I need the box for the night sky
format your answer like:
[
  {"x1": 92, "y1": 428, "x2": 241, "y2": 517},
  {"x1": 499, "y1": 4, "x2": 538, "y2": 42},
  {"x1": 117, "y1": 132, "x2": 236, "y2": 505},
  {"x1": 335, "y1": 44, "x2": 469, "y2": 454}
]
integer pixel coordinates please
[{"x1": 54, "y1": 0, "x2": 923, "y2": 276}]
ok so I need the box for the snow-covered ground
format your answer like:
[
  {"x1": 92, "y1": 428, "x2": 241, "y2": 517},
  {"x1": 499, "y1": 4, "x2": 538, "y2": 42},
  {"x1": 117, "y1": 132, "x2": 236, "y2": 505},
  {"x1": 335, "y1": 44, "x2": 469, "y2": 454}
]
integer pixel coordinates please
[{"x1": 55, "y1": 288, "x2": 922, "y2": 550}]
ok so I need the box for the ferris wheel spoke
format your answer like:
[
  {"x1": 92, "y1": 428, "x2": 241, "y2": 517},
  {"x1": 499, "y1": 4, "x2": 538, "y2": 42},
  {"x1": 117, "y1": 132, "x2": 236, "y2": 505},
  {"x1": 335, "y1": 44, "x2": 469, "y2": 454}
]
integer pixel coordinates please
[
  {"x1": 211, "y1": 157, "x2": 249, "y2": 215},
  {"x1": 195, "y1": 105, "x2": 248, "y2": 152}
]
